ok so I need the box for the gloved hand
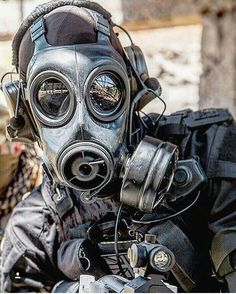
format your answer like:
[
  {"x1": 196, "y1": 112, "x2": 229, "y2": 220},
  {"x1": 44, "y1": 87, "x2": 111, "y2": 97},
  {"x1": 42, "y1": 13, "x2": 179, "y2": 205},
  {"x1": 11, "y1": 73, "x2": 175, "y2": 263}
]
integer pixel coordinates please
[
  {"x1": 52, "y1": 280, "x2": 80, "y2": 293},
  {"x1": 225, "y1": 271, "x2": 236, "y2": 292},
  {"x1": 57, "y1": 238, "x2": 111, "y2": 281}
]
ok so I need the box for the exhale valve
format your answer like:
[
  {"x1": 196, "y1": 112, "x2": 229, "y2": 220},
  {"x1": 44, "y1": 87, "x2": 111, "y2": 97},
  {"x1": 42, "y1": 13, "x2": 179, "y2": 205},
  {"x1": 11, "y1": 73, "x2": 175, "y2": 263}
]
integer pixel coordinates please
[{"x1": 57, "y1": 141, "x2": 114, "y2": 192}]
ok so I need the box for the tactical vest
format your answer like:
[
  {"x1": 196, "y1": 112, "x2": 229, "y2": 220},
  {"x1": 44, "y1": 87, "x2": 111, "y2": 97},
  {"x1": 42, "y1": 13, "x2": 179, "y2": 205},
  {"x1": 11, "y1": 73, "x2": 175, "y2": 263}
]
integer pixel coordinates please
[
  {"x1": 155, "y1": 108, "x2": 236, "y2": 178},
  {"x1": 42, "y1": 108, "x2": 236, "y2": 292}
]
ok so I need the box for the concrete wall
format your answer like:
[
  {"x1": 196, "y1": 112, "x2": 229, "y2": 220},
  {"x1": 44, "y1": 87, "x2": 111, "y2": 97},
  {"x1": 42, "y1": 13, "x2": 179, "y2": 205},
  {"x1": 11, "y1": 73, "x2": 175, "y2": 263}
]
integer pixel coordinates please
[
  {"x1": 0, "y1": 0, "x2": 123, "y2": 38},
  {"x1": 1, "y1": 0, "x2": 235, "y2": 115},
  {"x1": 198, "y1": 0, "x2": 236, "y2": 116},
  {"x1": 121, "y1": 0, "x2": 200, "y2": 29}
]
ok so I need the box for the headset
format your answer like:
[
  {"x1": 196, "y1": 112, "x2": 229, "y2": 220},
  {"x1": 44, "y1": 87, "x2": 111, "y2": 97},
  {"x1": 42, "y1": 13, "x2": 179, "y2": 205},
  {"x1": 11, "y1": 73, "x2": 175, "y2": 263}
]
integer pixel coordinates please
[{"x1": 1, "y1": 0, "x2": 163, "y2": 147}]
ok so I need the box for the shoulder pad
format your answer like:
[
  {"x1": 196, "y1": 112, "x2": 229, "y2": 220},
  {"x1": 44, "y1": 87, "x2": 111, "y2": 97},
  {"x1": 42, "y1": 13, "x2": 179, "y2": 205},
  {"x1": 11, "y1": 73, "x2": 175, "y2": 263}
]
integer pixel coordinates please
[{"x1": 184, "y1": 108, "x2": 233, "y2": 129}]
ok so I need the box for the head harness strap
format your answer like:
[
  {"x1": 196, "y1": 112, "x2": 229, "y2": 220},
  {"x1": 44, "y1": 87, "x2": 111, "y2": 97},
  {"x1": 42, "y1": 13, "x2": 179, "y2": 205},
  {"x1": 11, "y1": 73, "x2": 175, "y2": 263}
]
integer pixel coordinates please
[
  {"x1": 30, "y1": 10, "x2": 111, "y2": 53},
  {"x1": 30, "y1": 16, "x2": 50, "y2": 52}
]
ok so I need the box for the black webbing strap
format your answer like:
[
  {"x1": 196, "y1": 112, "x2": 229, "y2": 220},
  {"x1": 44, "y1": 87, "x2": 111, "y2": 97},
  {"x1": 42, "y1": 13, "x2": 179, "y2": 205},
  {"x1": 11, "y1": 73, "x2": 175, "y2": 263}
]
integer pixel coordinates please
[
  {"x1": 30, "y1": 16, "x2": 46, "y2": 42},
  {"x1": 84, "y1": 9, "x2": 110, "y2": 43},
  {"x1": 164, "y1": 114, "x2": 186, "y2": 136},
  {"x1": 95, "y1": 13, "x2": 110, "y2": 37},
  {"x1": 41, "y1": 179, "x2": 76, "y2": 242},
  {"x1": 53, "y1": 192, "x2": 74, "y2": 219},
  {"x1": 30, "y1": 16, "x2": 50, "y2": 51},
  {"x1": 209, "y1": 160, "x2": 236, "y2": 178}
]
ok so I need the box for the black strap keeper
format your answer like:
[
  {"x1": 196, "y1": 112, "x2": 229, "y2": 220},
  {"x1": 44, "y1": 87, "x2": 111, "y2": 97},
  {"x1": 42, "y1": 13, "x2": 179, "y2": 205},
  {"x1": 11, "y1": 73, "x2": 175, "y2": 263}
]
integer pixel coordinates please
[
  {"x1": 30, "y1": 16, "x2": 46, "y2": 42},
  {"x1": 95, "y1": 13, "x2": 110, "y2": 36}
]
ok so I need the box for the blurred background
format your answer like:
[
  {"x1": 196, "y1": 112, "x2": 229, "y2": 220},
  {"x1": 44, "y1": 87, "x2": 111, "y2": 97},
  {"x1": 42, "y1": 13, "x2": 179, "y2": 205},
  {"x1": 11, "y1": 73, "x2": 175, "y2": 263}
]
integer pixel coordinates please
[{"x1": 0, "y1": 0, "x2": 235, "y2": 115}]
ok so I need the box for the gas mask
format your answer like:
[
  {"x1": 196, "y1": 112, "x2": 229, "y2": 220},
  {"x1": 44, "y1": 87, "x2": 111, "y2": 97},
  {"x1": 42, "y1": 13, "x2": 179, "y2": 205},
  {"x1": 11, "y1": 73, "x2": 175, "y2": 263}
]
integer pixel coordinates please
[{"x1": 2, "y1": 2, "x2": 178, "y2": 211}]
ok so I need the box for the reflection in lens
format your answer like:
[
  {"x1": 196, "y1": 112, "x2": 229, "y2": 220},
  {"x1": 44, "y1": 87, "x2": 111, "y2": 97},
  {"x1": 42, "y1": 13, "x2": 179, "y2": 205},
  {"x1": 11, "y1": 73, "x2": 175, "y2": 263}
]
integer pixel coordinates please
[
  {"x1": 90, "y1": 73, "x2": 123, "y2": 113},
  {"x1": 37, "y1": 78, "x2": 70, "y2": 118}
]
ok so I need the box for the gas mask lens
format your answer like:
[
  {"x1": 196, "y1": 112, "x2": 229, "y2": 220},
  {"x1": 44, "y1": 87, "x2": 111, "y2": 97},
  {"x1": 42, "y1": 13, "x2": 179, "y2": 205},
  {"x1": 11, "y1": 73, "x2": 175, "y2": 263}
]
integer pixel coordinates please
[
  {"x1": 37, "y1": 78, "x2": 70, "y2": 118},
  {"x1": 87, "y1": 72, "x2": 125, "y2": 121},
  {"x1": 90, "y1": 73, "x2": 122, "y2": 112},
  {"x1": 30, "y1": 71, "x2": 75, "y2": 126}
]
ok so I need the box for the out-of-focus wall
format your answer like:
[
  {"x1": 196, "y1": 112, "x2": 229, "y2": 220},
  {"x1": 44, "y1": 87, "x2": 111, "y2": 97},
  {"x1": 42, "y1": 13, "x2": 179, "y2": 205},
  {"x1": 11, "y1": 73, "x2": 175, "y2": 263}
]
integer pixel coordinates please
[
  {"x1": 0, "y1": 0, "x2": 201, "y2": 114},
  {"x1": 121, "y1": 0, "x2": 200, "y2": 29},
  {"x1": 119, "y1": 25, "x2": 201, "y2": 114},
  {"x1": 120, "y1": 0, "x2": 236, "y2": 117},
  {"x1": 0, "y1": 0, "x2": 123, "y2": 37}
]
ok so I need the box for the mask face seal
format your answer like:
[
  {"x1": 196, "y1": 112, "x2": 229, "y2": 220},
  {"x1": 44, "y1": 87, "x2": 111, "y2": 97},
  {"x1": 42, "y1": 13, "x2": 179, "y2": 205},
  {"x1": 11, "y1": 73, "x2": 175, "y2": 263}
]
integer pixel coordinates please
[{"x1": 121, "y1": 136, "x2": 178, "y2": 212}]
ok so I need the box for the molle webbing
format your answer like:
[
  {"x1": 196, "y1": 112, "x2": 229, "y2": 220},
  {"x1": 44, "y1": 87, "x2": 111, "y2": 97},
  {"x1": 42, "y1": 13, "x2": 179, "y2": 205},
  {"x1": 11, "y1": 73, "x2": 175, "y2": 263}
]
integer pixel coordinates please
[{"x1": 157, "y1": 108, "x2": 232, "y2": 138}]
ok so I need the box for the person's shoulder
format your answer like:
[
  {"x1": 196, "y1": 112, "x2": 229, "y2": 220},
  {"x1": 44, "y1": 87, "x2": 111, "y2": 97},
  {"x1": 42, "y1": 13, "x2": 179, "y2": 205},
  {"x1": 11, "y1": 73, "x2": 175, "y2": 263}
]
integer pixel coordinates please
[
  {"x1": 14, "y1": 183, "x2": 46, "y2": 210},
  {"x1": 10, "y1": 184, "x2": 46, "y2": 223},
  {"x1": 149, "y1": 108, "x2": 233, "y2": 145},
  {"x1": 7, "y1": 180, "x2": 57, "y2": 249},
  {"x1": 217, "y1": 118, "x2": 236, "y2": 163}
]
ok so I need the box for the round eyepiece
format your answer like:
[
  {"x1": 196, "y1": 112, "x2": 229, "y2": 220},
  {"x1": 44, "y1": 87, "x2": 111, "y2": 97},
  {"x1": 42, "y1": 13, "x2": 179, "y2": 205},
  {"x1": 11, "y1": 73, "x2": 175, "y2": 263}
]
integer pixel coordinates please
[
  {"x1": 85, "y1": 67, "x2": 129, "y2": 123},
  {"x1": 89, "y1": 73, "x2": 123, "y2": 113},
  {"x1": 37, "y1": 78, "x2": 70, "y2": 118},
  {"x1": 30, "y1": 71, "x2": 75, "y2": 126}
]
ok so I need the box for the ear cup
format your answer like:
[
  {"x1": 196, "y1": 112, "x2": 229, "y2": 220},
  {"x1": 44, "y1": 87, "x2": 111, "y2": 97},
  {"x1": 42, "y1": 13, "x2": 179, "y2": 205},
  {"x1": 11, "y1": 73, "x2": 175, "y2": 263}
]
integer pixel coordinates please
[
  {"x1": 2, "y1": 81, "x2": 35, "y2": 143},
  {"x1": 124, "y1": 44, "x2": 149, "y2": 80},
  {"x1": 144, "y1": 77, "x2": 162, "y2": 96}
]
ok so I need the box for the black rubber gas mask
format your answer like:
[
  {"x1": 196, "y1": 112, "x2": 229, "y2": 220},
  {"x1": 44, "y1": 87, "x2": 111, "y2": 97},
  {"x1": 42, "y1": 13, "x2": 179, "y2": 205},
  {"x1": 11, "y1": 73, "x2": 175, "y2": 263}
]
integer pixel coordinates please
[
  {"x1": 2, "y1": 7, "x2": 178, "y2": 210},
  {"x1": 24, "y1": 15, "x2": 130, "y2": 199}
]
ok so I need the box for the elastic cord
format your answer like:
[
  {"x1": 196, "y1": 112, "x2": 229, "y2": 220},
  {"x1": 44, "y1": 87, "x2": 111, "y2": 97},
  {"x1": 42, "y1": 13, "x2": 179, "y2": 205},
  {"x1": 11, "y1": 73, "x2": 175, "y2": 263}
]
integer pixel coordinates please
[
  {"x1": 113, "y1": 24, "x2": 134, "y2": 45},
  {"x1": 114, "y1": 203, "x2": 127, "y2": 277},
  {"x1": 131, "y1": 191, "x2": 200, "y2": 225}
]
